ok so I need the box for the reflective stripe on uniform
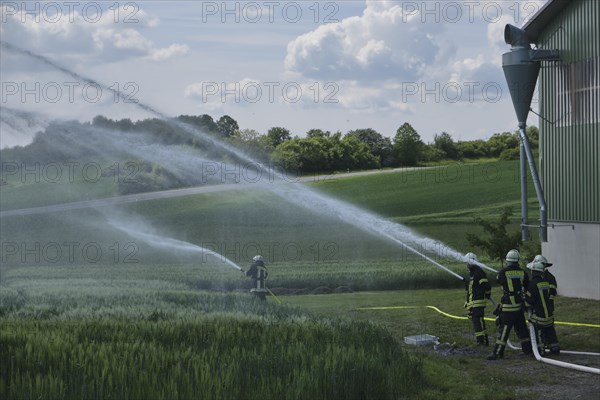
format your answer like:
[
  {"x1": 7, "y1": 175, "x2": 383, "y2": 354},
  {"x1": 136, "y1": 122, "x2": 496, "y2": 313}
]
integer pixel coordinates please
[
  {"x1": 253, "y1": 265, "x2": 268, "y2": 292},
  {"x1": 501, "y1": 303, "x2": 523, "y2": 312},
  {"x1": 537, "y1": 281, "x2": 550, "y2": 318},
  {"x1": 469, "y1": 300, "x2": 487, "y2": 308},
  {"x1": 530, "y1": 315, "x2": 555, "y2": 326},
  {"x1": 496, "y1": 324, "x2": 508, "y2": 346}
]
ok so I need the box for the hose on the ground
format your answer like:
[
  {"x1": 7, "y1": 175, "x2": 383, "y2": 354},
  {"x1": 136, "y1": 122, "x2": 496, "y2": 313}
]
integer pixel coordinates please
[
  {"x1": 507, "y1": 339, "x2": 600, "y2": 356},
  {"x1": 527, "y1": 311, "x2": 600, "y2": 374},
  {"x1": 356, "y1": 305, "x2": 600, "y2": 328},
  {"x1": 357, "y1": 304, "x2": 600, "y2": 374}
]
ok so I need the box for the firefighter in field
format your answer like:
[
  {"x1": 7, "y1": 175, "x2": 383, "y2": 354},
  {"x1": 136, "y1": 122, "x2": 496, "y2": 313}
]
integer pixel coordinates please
[
  {"x1": 487, "y1": 249, "x2": 532, "y2": 360},
  {"x1": 463, "y1": 252, "x2": 492, "y2": 345},
  {"x1": 241, "y1": 255, "x2": 268, "y2": 301},
  {"x1": 526, "y1": 255, "x2": 560, "y2": 354}
]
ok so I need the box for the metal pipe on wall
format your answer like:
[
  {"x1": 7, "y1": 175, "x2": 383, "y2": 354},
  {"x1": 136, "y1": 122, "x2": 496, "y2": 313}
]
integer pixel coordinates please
[
  {"x1": 519, "y1": 127, "x2": 548, "y2": 242},
  {"x1": 520, "y1": 141, "x2": 530, "y2": 241}
]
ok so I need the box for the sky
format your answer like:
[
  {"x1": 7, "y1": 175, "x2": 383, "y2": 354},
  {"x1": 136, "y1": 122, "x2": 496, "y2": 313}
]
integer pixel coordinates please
[{"x1": 0, "y1": 0, "x2": 548, "y2": 148}]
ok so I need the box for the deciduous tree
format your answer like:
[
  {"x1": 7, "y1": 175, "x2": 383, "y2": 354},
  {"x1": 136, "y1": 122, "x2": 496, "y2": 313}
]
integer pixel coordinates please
[
  {"x1": 466, "y1": 207, "x2": 522, "y2": 266},
  {"x1": 266, "y1": 127, "x2": 292, "y2": 148},
  {"x1": 394, "y1": 123, "x2": 423, "y2": 166},
  {"x1": 216, "y1": 115, "x2": 239, "y2": 138}
]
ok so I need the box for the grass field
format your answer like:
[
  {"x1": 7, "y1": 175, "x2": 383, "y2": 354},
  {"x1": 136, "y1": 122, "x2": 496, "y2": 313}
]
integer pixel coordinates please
[
  {"x1": 0, "y1": 260, "x2": 430, "y2": 399},
  {"x1": 1, "y1": 160, "x2": 539, "y2": 268},
  {"x1": 2, "y1": 265, "x2": 598, "y2": 400},
  {"x1": 2, "y1": 159, "x2": 537, "y2": 235},
  {"x1": 2, "y1": 159, "x2": 597, "y2": 399},
  {"x1": 0, "y1": 286, "x2": 423, "y2": 399},
  {"x1": 311, "y1": 160, "x2": 541, "y2": 249}
]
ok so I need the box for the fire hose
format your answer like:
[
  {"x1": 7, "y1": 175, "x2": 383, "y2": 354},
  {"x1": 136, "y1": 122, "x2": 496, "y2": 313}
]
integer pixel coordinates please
[
  {"x1": 422, "y1": 260, "x2": 600, "y2": 372},
  {"x1": 357, "y1": 304, "x2": 600, "y2": 374},
  {"x1": 506, "y1": 339, "x2": 600, "y2": 356},
  {"x1": 267, "y1": 288, "x2": 282, "y2": 303},
  {"x1": 357, "y1": 302, "x2": 600, "y2": 329},
  {"x1": 526, "y1": 311, "x2": 600, "y2": 374}
]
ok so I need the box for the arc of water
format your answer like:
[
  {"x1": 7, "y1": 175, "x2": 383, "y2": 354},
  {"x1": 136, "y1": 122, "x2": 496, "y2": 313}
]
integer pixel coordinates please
[{"x1": 1, "y1": 41, "x2": 497, "y2": 279}]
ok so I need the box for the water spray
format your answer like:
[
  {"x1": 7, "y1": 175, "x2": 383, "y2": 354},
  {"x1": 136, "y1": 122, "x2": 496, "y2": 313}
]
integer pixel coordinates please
[
  {"x1": 108, "y1": 220, "x2": 287, "y2": 301},
  {"x1": 1, "y1": 41, "x2": 497, "y2": 281},
  {"x1": 108, "y1": 221, "x2": 243, "y2": 272},
  {"x1": 376, "y1": 230, "x2": 464, "y2": 280}
]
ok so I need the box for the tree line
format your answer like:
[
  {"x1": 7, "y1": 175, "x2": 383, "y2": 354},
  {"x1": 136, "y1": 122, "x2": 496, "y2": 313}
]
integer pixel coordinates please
[
  {"x1": 173, "y1": 114, "x2": 538, "y2": 173},
  {"x1": 1, "y1": 113, "x2": 539, "y2": 178}
]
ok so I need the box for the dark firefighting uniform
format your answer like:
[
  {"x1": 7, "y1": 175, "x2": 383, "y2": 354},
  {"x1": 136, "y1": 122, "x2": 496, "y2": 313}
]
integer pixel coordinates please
[
  {"x1": 245, "y1": 260, "x2": 268, "y2": 301},
  {"x1": 490, "y1": 262, "x2": 531, "y2": 358},
  {"x1": 542, "y1": 269, "x2": 558, "y2": 348},
  {"x1": 545, "y1": 269, "x2": 557, "y2": 300},
  {"x1": 525, "y1": 273, "x2": 560, "y2": 354},
  {"x1": 465, "y1": 265, "x2": 492, "y2": 345}
]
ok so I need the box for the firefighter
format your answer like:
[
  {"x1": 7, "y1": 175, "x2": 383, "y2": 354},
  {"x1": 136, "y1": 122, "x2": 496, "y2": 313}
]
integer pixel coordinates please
[
  {"x1": 487, "y1": 249, "x2": 532, "y2": 360},
  {"x1": 241, "y1": 255, "x2": 268, "y2": 301},
  {"x1": 533, "y1": 254, "x2": 557, "y2": 300},
  {"x1": 527, "y1": 255, "x2": 559, "y2": 354},
  {"x1": 463, "y1": 252, "x2": 491, "y2": 345}
]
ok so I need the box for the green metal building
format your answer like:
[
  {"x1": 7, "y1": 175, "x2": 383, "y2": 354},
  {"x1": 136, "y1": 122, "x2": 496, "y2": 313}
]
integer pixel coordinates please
[{"x1": 524, "y1": 0, "x2": 599, "y2": 299}]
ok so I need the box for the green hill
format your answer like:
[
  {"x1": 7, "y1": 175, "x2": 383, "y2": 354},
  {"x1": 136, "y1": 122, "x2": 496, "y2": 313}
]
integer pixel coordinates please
[
  {"x1": 1, "y1": 159, "x2": 541, "y2": 290},
  {"x1": 3, "y1": 153, "x2": 594, "y2": 400},
  {"x1": 310, "y1": 160, "x2": 540, "y2": 250}
]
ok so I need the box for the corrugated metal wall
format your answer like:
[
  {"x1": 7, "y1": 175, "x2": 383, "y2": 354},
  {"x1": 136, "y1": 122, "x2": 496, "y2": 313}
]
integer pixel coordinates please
[{"x1": 538, "y1": 0, "x2": 599, "y2": 223}]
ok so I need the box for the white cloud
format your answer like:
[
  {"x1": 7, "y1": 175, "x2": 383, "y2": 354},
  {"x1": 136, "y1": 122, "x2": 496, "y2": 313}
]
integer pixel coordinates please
[
  {"x1": 0, "y1": 1, "x2": 549, "y2": 147},
  {"x1": 149, "y1": 44, "x2": 190, "y2": 61},
  {"x1": 334, "y1": 80, "x2": 413, "y2": 113},
  {"x1": 0, "y1": 4, "x2": 188, "y2": 65},
  {"x1": 284, "y1": 1, "x2": 442, "y2": 81},
  {"x1": 283, "y1": 0, "x2": 523, "y2": 110},
  {"x1": 91, "y1": 28, "x2": 153, "y2": 54}
]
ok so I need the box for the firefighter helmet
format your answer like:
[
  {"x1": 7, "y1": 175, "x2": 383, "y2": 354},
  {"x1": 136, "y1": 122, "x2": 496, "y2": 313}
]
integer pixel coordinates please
[
  {"x1": 529, "y1": 260, "x2": 545, "y2": 272},
  {"x1": 506, "y1": 249, "x2": 520, "y2": 262},
  {"x1": 465, "y1": 252, "x2": 478, "y2": 265},
  {"x1": 253, "y1": 255, "x2": 263, "y2": 262},
  {"x1": 533, "y1": 254, "x2": 553, "y2": 267}
]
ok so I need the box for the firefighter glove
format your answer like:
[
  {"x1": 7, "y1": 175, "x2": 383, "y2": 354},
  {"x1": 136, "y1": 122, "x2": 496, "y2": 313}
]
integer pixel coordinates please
[{"x1": 492, "y1": 304, "x2": 501, "y2": 316}]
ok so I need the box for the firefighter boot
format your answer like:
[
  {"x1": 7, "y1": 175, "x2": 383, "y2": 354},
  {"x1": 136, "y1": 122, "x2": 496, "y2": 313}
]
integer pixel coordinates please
[
  {"x1": 486, "y1": 344, "x2": 504, "y2": 360},
  {"x1": 549, "y1": 343, "x2": 560, "y2": 355},
  {"x1": 537, "y1": 344, "x2": 545, "y2": 356},
  {"x1": 476, "y1": 334, "x2": 488, "y2": 346},
  {"x1": 521, "y1": 339, "x2": 533, "y2": 355}
]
